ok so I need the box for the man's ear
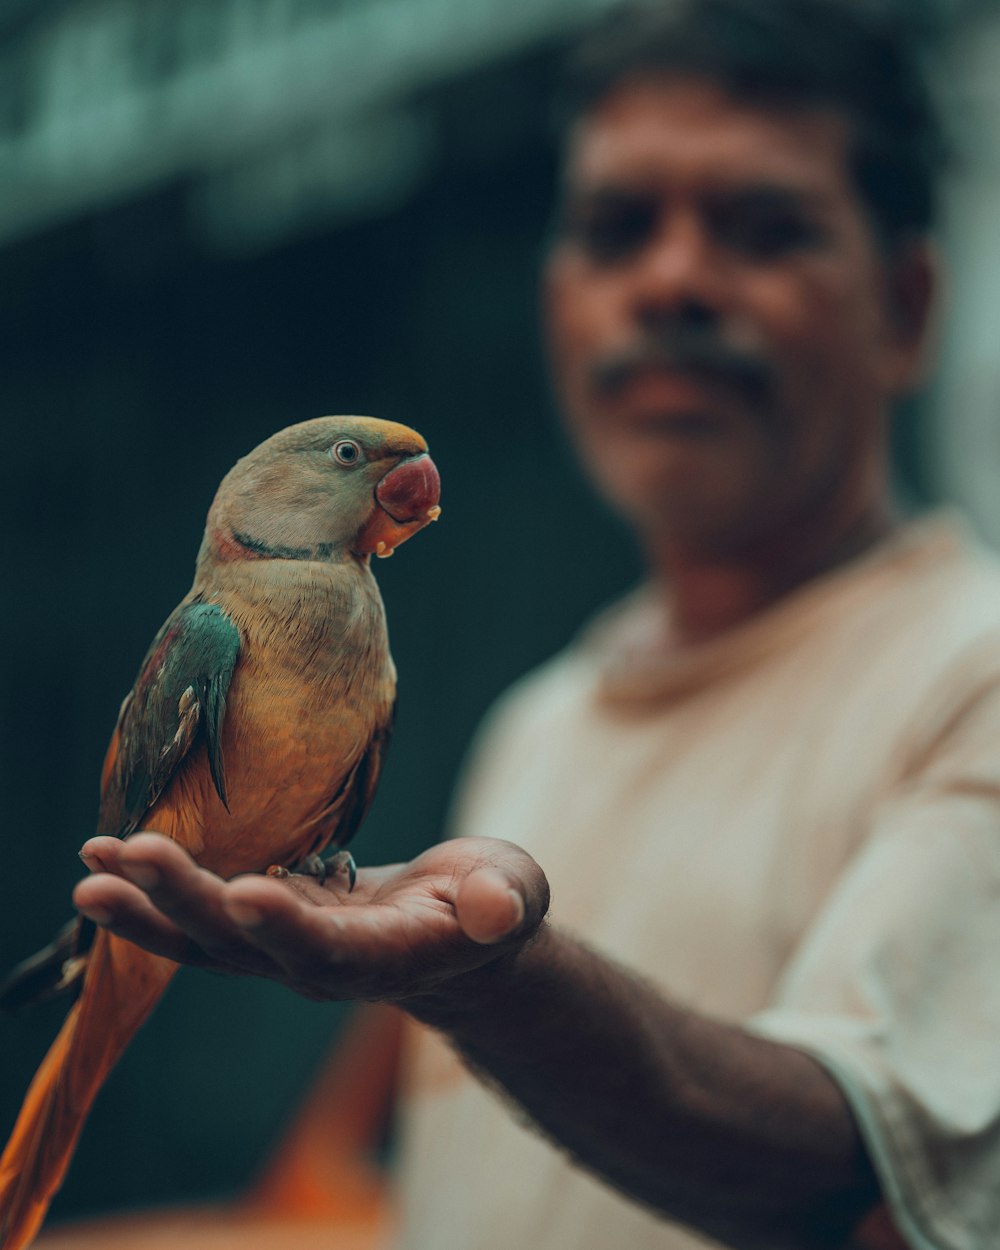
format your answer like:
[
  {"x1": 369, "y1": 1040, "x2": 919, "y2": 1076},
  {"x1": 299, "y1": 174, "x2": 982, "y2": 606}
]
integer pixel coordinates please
[{"x1": 881, "y1": 237, "x2": 940, "y2": 394}]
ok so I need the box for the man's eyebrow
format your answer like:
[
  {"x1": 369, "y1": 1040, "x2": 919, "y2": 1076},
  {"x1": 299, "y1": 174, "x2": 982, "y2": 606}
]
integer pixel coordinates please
[
  {"x1": 703, "y1": 182, "x2": 832, "y2": 213},
  {"x1": 559, "y1": 178, "x2": 832, "y2": 208}
]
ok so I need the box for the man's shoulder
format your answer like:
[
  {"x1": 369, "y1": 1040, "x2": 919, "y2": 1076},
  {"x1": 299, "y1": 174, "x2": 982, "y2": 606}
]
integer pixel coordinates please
[
  {"x1": 444, "y1": 620, "x2": 623, "y2": 840},
  {"x1": 799, "y1": 514, "x2": 1000, "y2": 762},
  {"x1": 879, "y1": 513, "x2": 1000, "y2": 660},
  {"x1": 455, "y1": 591, "x2": 643, "y2": 766},
  {"x1": 478, "y1": 638, "x2": 601, "y2": 740}
]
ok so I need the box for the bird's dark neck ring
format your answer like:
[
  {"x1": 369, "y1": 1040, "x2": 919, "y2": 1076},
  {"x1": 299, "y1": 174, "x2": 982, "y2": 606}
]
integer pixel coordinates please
[{"x1": 217, "y1": 527, "x2": 336, "y2": 562}]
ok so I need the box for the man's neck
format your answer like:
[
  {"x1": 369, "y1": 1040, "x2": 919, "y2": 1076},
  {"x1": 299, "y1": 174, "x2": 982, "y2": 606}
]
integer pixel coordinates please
[{"x1": 649, "y1": 500, "x2": 899, "y2": 648}]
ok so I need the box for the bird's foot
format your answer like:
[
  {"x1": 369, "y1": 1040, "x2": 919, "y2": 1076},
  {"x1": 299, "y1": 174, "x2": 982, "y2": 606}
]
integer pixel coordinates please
[
  {"x1": 327, "y1": 849, "x2": 357, "y2": 892},
  {"x1": 293, "y1": 851, "x2": 357, "y2": 891}
]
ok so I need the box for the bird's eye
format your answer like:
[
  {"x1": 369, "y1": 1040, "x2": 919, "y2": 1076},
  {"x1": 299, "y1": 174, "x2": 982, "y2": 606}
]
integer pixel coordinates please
[{"x1": 330, "y1": 439, "x2": 363, "y2": 466}]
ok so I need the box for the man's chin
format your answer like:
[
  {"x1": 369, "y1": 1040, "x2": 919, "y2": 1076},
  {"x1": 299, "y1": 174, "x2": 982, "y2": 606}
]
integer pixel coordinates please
[
  {"x1": 594, "y1": 443, "x2": 732, "y2": 505},
  {"x1": 594, "y1": 465, "x2": 762, "y2": 553}
]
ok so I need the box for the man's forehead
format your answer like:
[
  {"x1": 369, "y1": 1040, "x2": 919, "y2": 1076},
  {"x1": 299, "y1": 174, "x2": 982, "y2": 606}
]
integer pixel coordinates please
[{"x1": 562, "y1": 77, "x2": 854, "y2": 200}]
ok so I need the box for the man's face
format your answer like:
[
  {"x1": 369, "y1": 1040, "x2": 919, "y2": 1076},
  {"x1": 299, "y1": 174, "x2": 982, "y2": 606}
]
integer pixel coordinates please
[{"x1": 544, "y1": 79, "x2": 932, "y2": 558}]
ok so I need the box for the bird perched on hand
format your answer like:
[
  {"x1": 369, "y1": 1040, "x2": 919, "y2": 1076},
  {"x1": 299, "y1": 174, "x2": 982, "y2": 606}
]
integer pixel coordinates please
[{"x1": 0, "y1": 414, "x2": 441, "y2": 1250}]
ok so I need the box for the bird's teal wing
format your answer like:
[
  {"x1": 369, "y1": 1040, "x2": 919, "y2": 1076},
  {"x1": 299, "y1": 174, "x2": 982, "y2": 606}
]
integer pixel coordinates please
[
  {"x1": 1, "y1": 601, "x2": 241, "y2": 1010},
  {"x1": 97, "y1": 600, "x2": 242, "y2": 839}
]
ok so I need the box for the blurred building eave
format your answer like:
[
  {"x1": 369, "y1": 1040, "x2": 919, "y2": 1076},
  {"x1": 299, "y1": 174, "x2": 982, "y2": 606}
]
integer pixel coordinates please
[{"x1": 0, "y1": 0, "x2": 626, "y2": 251}]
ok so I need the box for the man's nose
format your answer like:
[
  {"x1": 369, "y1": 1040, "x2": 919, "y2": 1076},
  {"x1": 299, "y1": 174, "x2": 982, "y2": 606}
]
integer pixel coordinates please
[{"x1": 629, "y1": 214, "x2": 723, "y2": 326}]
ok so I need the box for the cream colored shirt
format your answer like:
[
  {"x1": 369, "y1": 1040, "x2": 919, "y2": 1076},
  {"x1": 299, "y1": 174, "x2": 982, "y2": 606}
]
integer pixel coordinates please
[{"x1": 393, "y1": 515, "x2": 1000, "y2": 1250}]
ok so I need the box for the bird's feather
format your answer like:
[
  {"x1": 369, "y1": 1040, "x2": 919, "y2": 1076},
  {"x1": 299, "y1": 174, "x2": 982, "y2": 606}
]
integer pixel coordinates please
[
  {"x1": 300, "y1": 708, "x2": 396, "y2": 865},
  {"x1": 98, "y1": 600, "x2": 241, "y2": 837}
]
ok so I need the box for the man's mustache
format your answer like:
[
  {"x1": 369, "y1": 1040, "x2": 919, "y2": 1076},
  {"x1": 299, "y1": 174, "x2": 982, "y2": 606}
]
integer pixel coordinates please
[{"x1": 591, "y1": 325, "x2": 775, "y2": 407}]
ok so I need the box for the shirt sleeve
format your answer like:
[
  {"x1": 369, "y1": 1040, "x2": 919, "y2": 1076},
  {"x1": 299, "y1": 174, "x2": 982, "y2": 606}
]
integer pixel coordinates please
[{"x1": 748, "y1": 674, "x2": 1000, "y2": 1250}]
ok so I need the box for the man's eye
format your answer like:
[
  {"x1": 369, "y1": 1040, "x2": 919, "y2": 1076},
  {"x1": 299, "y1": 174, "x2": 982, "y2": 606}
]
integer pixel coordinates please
[
  {"x1": 716, "y1": 207, "x2": 826, "y2": 260},
  {"x1": 565, "y1": 202, "x2": 657, "y2": 263}
]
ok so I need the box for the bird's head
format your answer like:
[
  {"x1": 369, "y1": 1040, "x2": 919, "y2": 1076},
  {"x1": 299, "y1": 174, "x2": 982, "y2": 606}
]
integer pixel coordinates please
[{"x1": 200, "y1": 416, "x2": 441, "y2": 566}]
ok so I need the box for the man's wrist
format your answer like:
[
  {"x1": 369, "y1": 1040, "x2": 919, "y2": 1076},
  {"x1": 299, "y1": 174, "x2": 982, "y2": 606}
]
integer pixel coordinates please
[{"x1": 402, "y1": 920, "x2": 555, "y2": 1037}]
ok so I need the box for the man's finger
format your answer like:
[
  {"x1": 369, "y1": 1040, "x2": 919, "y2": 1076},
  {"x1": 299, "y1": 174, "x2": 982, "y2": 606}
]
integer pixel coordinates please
[
  {"x1": 79, "y1": 832, "x2": 171, "y2": 877},
  {"x1": 455, "y1": 869, "x2": 528, "y2": 945},
  {"x1": 73, "y1": 873, "x2": 207, "y2": 966},
  {"x1": 220, "y1": 875, "x2": 355, "y2": 973},
  {"x1": 452, "y1": 840, "x2": 550, "y2": 946},
  {"x1": 108, "y1": 835, "x2": 290, "y2": 977}
]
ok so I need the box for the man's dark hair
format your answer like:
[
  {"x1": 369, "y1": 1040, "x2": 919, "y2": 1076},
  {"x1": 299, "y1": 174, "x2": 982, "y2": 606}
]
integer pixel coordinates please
[{"x1": 555, "y1": 0, "x2": 946, "y2": 248}]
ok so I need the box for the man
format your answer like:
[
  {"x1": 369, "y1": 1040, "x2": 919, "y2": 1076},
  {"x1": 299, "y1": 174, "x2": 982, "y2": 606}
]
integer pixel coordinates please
[{"x1": 73, "y1": 2, "x2": 1000, "y2": 1248}]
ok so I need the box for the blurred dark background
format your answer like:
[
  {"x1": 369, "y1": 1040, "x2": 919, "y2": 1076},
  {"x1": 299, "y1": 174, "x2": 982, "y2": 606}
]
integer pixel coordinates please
[{"x1": 0, "y1": 0, "x2": 998, "y2": 1228}]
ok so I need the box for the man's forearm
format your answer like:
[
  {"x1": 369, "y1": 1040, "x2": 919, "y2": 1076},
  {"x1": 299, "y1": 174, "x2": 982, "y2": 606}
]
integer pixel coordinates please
[{"x1": 408, "y1": 923, "x2": 881, "y2": 1250}]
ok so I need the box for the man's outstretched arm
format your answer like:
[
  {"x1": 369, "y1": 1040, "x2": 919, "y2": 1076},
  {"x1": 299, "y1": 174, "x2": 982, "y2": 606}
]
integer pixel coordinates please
[{"x1": 73, "y1": 832, "x2": 892, "y2": 1250}]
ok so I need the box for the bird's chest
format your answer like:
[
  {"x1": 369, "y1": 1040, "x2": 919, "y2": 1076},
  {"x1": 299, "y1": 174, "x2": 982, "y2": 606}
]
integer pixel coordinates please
[{"x1": 200, "y1": 570, "x2": 394, "y2": 866}]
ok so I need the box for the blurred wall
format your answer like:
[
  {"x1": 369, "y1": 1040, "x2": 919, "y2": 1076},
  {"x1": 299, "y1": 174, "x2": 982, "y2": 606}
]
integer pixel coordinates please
[
  {"x1": 0, "y1": 0, "x2": 996, "y2": 1229},
  {"x1": 930, "y1": 4, "x2": 1000, "y2": 542}
]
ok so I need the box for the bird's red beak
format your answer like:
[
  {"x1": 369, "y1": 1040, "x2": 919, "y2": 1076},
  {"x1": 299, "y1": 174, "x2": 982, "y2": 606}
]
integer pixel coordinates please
[{"x1": 354, "y1": 453, "x2": 442, "y2": 558}]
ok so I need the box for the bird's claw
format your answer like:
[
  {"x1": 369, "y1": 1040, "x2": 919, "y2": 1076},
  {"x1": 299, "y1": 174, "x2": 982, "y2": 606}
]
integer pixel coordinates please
[
  {"x1": 291, "y1": 851, "x2": 356, "y2": 891},
  {"x1": 327, "y1": 850, "x2": 357, "y2": 892},
  {"x1": 294, "y1": 854, "x2": 329, "y2": 885}
]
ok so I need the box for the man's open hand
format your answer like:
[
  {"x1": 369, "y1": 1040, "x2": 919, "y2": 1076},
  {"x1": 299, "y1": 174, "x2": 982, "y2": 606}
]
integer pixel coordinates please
[{"x1": 73, "y1": 833, "x2": 549, "y2": 1003}]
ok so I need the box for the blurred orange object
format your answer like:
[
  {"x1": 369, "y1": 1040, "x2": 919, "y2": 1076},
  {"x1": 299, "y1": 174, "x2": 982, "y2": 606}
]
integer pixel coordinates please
[{"x1": 36, "y1": 1005, "x2": 404, "y2": 1250}]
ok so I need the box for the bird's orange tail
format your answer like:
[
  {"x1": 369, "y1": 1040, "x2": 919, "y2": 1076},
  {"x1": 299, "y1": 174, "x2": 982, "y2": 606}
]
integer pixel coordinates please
[{"x1": 0, "y1": 930, "x2": 177, "y2": 1249}]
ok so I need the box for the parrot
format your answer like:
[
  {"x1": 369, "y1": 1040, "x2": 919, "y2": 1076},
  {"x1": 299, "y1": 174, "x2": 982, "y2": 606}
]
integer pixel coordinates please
[{"x1": 0, "y1": 414, "x2": 441, "y2": 1250}]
